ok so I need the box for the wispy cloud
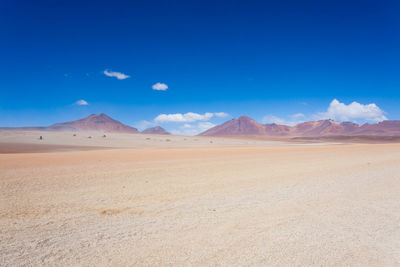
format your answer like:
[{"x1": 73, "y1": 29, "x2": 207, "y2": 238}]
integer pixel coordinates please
[
  {"x1": 170, "y1": 121, "x2": 216, "y2": 135},
  {"x1": 262, "y1": 115, "x2": 287, "y2": 125},
  {"x1": 103, "y1": 70, "x2": 130, "y2": 80},
  {"x1": 155, "y1": 112, "x2": 214, "y2": 123},
  {"x1": 291, "y1": 113, "x2": 305, "y2": 119},
  {"x1": 262, "y1": 113, "x2": 305, "y2": 126},
  {"x1": 154, "y1": 112, "x2": 229, "y2": 123},
  {"x1": 197, "y1": 121, "x2": 216, "y2": 131},
  {"x1": 152, "y1": 82, "x2": 168, "y2": 91},
  {"x1": 214, "y1": 112, "x2": 229, "y2": 118},
  {"x1": 314, "y1": 99, "x2": 387, "y2": 122},
  {"x1": 134, "y1": 120, "x2": 156, "y2": 131},
  {"x1": 75, "y1": 99, "x2": 89, "y2": 106}
]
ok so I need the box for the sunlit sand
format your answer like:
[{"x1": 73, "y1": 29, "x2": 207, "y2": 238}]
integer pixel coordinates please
[{"x1": 1, "y1": 131, "x2": 400, "y2": 265}]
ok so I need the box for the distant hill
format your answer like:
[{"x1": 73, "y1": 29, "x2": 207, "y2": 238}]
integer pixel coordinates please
[
  {"x1": 3, "y1": 113, "x2": 400, "y2": 137},
  {"x1": 141, "y1": 126, "x2": 170, "y2": 135},
  {"x1": 199, "y1": 115, "x2": 291, "y2": 136},
  {"x1": 0, "y1": 113, "x2": 139, "y2": 133},
  {"x1": 199, "y1": 116, "x2": 400, "y2": 137}
]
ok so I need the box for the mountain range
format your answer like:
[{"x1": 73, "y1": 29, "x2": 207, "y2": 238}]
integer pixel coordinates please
[
  {"x1": 0, "y1": 113, "x2": 170, "y2": 135},
  {"x1": 199, "y1": 115, "x2": 400, "y2": 137},
  {"x1": 1, "y1": 113, "x2": 400, "y2": 137}
]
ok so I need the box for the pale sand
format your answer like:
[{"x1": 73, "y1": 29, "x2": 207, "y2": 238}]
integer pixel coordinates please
[
  {"x1": 1, "y1": 132, "x2": 400, "y2": 265},
  {"x1": 0, "y1": 131, "x2": 293, "y2": 150},
  {"x1": 0, "y1": 131, "x2": 340, "y2": 153}
]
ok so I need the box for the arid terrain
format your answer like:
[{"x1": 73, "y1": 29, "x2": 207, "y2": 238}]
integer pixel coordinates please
[{"x1": 1, "y1": 131, "x2": 400, "y2": 266}]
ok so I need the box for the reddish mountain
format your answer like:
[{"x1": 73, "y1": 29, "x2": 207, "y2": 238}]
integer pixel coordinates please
[
  {"x1": 1, "y1": 114, "x2": 139, "y2": 133},
  {"x1": 199, "y1": 116, "x2": 400, "y2": 137},
  {"x1": 47, "y1": 113, "x2": 139, "y2": 133},
  {"x1": 264, "y1": 123, "x2": 292, "y2": 136},
  {"x1": 356, "y1": 120, "x2": 400, "y2": 136},
  {"x1": 199, "y1": 116, "x2": 291, "y2": 136},
  {"x1": 292, "y1": 120, "x2": 360, "y2": 137},
  {"x1": 141, "y1": 126, "x2": 170, "y2": 135},
  {"x1": 199, "y1": 116, "x2": 267, "y2": 136}
]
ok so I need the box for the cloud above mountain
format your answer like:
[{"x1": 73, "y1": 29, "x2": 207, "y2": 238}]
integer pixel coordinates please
[
  {"x1": 170, "y1": 121, "x2": 216, "y2": 135},
  {"x1": 134, "y1": 120, "x2": 156, "y2": 131},
  {"x1": 214, "y1": 112, "x2": 229, "y2": 117},
  {"x1": 315, "y1": 99, "x2": 387, "y2": 122},
  {"x1": 154, "y1": 112, "x2": 229, "y2": 123},
  {"x1": 262, "y1": 113, "x2": 305, "y2": 126},
  {"x1": 263, "y1": 99, "x2": 387, "y2": 126}
]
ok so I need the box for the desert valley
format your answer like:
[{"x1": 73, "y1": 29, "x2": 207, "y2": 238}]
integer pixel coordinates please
[
  {"x1": 1, "y1": 114, "x2": 400, "y2": 265},
  {"x1": 3, "y1": 1, "x2": 400, "y2": 265}
]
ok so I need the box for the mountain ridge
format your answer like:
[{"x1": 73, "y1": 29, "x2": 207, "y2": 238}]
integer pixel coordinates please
[
  {"x1": 0, "y1": 113, "x2": 139, "y2": 133},
  {"x1": 2, "y1": 113, "x2": 400, "y2": 137},
  {"x1": 199, "y1": 116, "x2": 400, "y2": 137}
]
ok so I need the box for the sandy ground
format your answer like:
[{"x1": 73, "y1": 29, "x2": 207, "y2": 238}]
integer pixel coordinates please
[
  {"x1": 1, "y1": 132, "x2": 400, "y2": 266},
  {"x1": 0, "y1": 131, "x2": 297, "y2": 151}
]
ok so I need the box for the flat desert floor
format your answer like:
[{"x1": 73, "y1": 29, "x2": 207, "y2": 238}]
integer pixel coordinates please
[{"x1": 1, "y1": 131, "x2": 400, "y2": 266}]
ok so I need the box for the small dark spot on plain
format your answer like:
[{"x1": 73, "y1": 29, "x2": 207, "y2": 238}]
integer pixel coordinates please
[
  {"x1": 146, "y1": 138, "x2": 151, "y2": 140},
  {"x1": 166, "y1": 139, "x2": 171, "y2": 142}
]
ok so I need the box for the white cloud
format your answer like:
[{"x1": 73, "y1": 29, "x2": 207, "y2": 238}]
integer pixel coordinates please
[
  {"x1": 152, "y1": 82, "x2": 168, "y2": 91},
  {"x1": 134, "y1": 120, "x2": 156, "y2": 131},
  {"x1": 291, "y1": 113, "x2": 305, "y2": 119},
  {"x1": 214, "y1": 112, "x2": 229, "y2": 117},
  {"x1": 153, "y1": 111, "x2": 227, "y2": 135},
  {"x1": 170, "y1": 121, "x2": 216, "y2": 136},
  {"x1": 75, "y1": 99, "x2": 88, "y2": 106},
  {"x1": 154, "y1": 112, "x2": 221, "y2": 123},
  {"x1": 182, "y1": 124, "x2": 192, "y2": 128},
  {"x1": 262, "y1": 115, "x2": 286, "y2": 125},
  {"x1": 262, "y1": 114, "x2": 305, "y2": 126},
  {"x1": 197, "y1": 122, "x2": 216, "y2": 131},
  {"x1": 315, "y1": 99, "x2": 387, "y2": 122},
  {"x1": 104, "y1": 70, "x2": 130, "y2": 80}
]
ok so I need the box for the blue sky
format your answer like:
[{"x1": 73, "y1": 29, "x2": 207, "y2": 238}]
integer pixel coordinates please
[{"x1": 1, "y1": 0, "x2": 399, "y2": 134}]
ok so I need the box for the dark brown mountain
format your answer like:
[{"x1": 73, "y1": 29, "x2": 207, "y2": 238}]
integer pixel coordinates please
[
  {"x1": 199, "y1": 116, "x2": 400, "y2": 137},
  {"x1": 141, "y1": 126, "x2": 170, "y2": 135},
  {"x1": 0, "y1": 113, "x2": 139, "y2": 133}
]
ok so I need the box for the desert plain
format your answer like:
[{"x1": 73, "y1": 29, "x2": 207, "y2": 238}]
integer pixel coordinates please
[{"x1": 1, "y1": 131, "x2": 400, "y2": 266}]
